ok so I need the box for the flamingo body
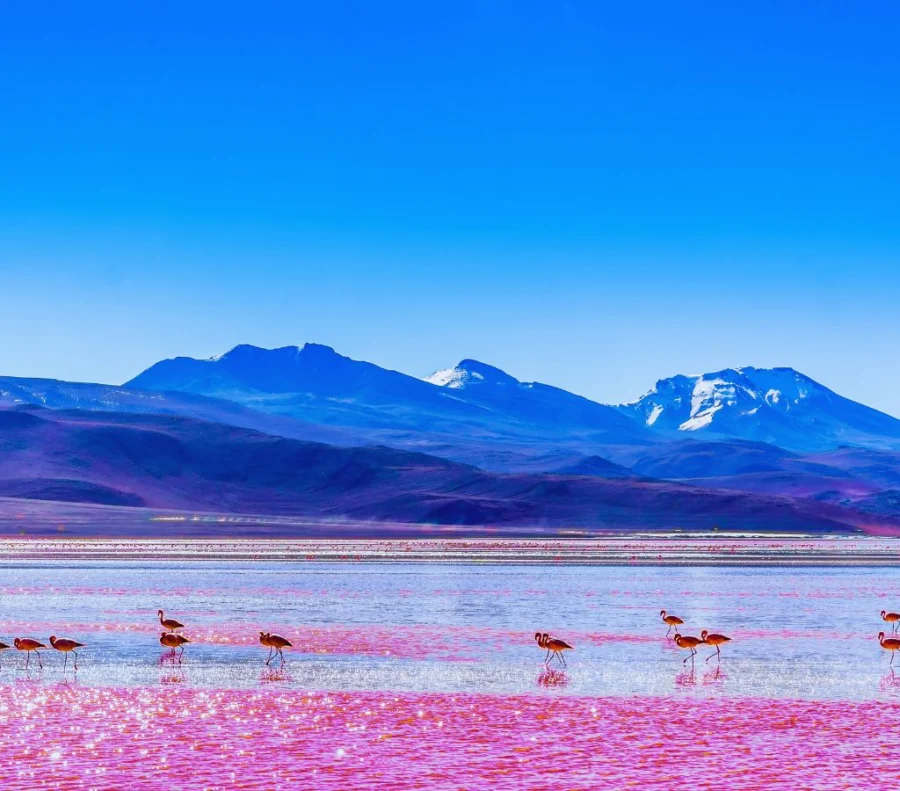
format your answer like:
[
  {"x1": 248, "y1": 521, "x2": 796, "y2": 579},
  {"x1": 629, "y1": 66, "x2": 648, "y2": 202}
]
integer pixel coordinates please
[
  {"x1": 535, "y1": 632, "x2": 572, "y2": 667},
  {"x1": 700, "y1": 629, "x2": 731, "y2": 662},
  {"x1": 660, "y1": 610, "x2": 684, "y2": 637},
  {"x1": 260, "y1": 632, "x2": 292, "y2": 666},
  {"x1": 50, "y1": 635, "x2": 85, "y2": 671},
  {"x1": 673, "y1": 633, "x2": 703, "y2": 665},
  {"x1": 14, "y1": 637, "x2": 47, "y2": 669},
  {"x1": 881, "y1": 611, "x2": 900, "y2": 633},
  {"x1": 160, "y1": 632, "x2": 190, "y2": 661},
  {"x1": 879, "y1": 632, "x2": 900, "y2": 665},
  {"x1": 158, "y1": 610, "x2": 185, "y2": 631}
]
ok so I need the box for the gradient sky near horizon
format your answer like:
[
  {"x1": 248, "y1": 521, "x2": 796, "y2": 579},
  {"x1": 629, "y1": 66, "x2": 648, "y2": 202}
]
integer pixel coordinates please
[{"x1": 2, "y1": 2, "x2": 899, "y2": 413}]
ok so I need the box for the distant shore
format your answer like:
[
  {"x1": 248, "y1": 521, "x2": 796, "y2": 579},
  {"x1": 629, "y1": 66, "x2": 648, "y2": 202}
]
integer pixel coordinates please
[{"x1": 2, "y1": 536, "x2": 899, "y2": 565}]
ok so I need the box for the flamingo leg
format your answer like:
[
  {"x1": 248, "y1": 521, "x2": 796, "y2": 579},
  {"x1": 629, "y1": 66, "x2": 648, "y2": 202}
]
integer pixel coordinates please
[
  {"x1": 279, "y1": 648, "x2": 285, "y2": 667},
  {"x1": 25, "y1": 652, "x2": 29, "y2": 670},
  {"x1": 543, "y1": 648, "x2": 551, "y2": 664},
  {"x1": 892, "y1": 651, "x2": 896, "y2": 667},
  {"x1": 560, "y1": 652, "x2": 567, "y2": 668},
  {"x1": 265, "y1": 647, "x2": 273, "y2": 665},
  {"x1": 73, "y1": 651, "x2": 78, "y2": 671},
  {"x1": 665, "y1": 625, "x2": 672, "y2": 637},
  {"x1": 63, "y1": 653, "x2": 68, "y2": 672},
  {"x1": 37, "y1": 651, "x2": 42, "y2": 670}
]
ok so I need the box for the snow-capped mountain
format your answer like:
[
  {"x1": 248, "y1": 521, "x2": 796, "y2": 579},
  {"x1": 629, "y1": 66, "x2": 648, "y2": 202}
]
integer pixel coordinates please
[
  {"x1": 425, "y1": 359, "x2": 650, "y2": 440},
  {"x1": 425, "y1": 360, "x2": 518, "y2": 389},
  {"x1": 621, "y1": 367, "x2": 900, "y2": 452},
  {"x1": 127, "y1": 345, "x2": 655, "y2": 448},
  {"x1": 126, "y1": 343, "x2": 501, "y2": 430}
]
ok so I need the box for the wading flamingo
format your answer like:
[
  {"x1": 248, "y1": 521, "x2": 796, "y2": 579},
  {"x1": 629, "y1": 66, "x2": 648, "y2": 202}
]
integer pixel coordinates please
[
  {"x1": 881, "y1": 611, "x2": 900, "y2": 633},
  {"x1": 660, "y1": 610, "x2": 684, "y2": 637},
  {"x1": 158, "y1": 610, "x2": 184, "y2": 631},
  {"x1": 0, "y1": 641, "x2": 8, "y2": 668},
  {"x1": 14, "y1": 638, "x2": 47, "y2": 669},
  {"x1": 263, "y1": 633, "x2": 292, "y2": 666},
  {"x1": 259, "y1": 631, "x2": 274, "y2": 664},
  {"x1": 534, "y1": 632, "x2": 552, "y2": 663},
  {"x1": 673, "y1": 633, "x2": 703, "y2": 666},
  {"x1": 160, "y1": 632, "x2": 190, "y2": 660},
  {"x1": 700, "y1": 630, "x2": 731, "y2": 662},
  {"x1": 49, "y1": 636, "x2": 86, "y2": 671},
  {"x1": 537, "y1": 632, "x2": 573, "y2": 667},
  {"x1": 879, "y1": 632, "x2": 900, "y2": 665}
]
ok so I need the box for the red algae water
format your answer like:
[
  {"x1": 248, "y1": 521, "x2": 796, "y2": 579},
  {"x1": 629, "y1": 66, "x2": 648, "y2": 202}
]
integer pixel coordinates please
[
  {"x1": 2, "y1": 687, "x2": 898, "y2": 790},
  {"x1": 2, "y1": 546, "x2": 900, "y2": 788}
]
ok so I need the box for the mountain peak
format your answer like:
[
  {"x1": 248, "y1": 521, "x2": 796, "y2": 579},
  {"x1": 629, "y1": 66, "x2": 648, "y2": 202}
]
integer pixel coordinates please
[
  {"x1": 211, "y1": 342, "x2": 337, "y2": 362},
  {"x1": 425, "y1": 359, "x2": 518, "y2": 389},
  {"x1": 621, "y1": 365, "x2": 900, "y2": 452}
]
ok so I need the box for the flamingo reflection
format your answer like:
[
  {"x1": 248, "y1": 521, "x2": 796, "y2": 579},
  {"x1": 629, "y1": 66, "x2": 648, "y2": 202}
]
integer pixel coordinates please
[{"x1": 537, "y1": 668, "x2": 569, "y2": 688}]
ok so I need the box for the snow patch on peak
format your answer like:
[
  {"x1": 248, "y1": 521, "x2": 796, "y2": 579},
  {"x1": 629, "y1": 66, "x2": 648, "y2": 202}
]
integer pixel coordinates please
[
  {"x1": 425, "y1": 359, "x2": 518, "y2": 389},
  {"x1": 679, "y1": 406, "x2": 721, "y2": 431},
  {"x1": 677, "y1": 376, "x2": 743, "y2": 431},
  {"x1": 646, "y1": 404, "x2": 664, "y2": 426},
  {"x1": 425, "y1": 367, "x2": 484, "y2": 389}
]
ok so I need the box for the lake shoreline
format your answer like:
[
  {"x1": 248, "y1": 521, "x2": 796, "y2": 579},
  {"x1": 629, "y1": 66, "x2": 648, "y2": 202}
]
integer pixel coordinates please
[{"x1": 2, "y1": 536, "x2": 900, "y2": 565}]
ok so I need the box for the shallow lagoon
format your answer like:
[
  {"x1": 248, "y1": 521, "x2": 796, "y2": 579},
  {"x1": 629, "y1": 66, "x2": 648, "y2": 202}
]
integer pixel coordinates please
[
  {"x1": 3, "y1": 553, "x2": 900, "y2": 789},
  {"x1": 1, "y1": 558, "x2": 899, "y2": 700}
]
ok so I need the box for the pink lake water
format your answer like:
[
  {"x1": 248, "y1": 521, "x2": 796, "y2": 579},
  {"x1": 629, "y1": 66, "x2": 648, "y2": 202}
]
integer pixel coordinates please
[{"x1": 2, "y1": 554, "x2": 900, "y2": 788}]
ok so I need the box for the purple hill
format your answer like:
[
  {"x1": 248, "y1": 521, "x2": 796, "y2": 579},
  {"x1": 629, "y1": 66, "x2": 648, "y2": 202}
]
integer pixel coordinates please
[{"x1": 0, "y1": 406, "x2": 887, "y2": 534}]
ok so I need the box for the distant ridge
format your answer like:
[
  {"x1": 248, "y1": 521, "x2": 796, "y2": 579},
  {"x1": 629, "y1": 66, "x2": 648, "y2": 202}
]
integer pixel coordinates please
[{"x1": 126, "y1": 344, "x2": 656, "y2": 456}]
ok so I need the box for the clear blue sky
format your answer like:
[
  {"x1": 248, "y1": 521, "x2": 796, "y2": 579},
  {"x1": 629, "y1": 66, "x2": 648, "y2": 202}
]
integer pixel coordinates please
[{"x1": 2, "y1": 2, "x2": 899, "y2": 412}]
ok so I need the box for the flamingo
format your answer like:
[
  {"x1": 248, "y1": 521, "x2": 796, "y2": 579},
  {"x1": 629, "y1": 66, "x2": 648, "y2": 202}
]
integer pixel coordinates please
[
  {"x1": 881, "y1": 611, "x2": 900, "y2": 633},
  {"x1": 160, "y1": 632, "x2": 190, "y2": 661},
  {"x1": 700, "y1": 630, "x2": 731, "y2": 662},
  {"x1": 0, "y1": 641, "x2": 9, "y2": 668},
  {"x1": 49, "y1": 636, "x2": 86, "y2": 671},
  {"x1": 259, "y1": 631, "x2": 274, "y2": 664},
  {"x1": 879, "y1": 632, "x2": 900, "y2": 665},
  {"x1": 534, "y1": 632, "x2": 552, "y2": 663},
  {"x1": 660, "y1": 610, "x2": 684, "y2": 637},
  {"x1": 14, "y1": 638, "x2": 47, "y2": 669},
  {"x1": 158, "y1": 610, "x2": 184, "y2": 631},
  {"x1": 673, "y1": 633, "x2": 703, "y2": 666},
  {"x1": 264, "y1": 633, "x2": 292, "y2": 666},
  {"x1": 537, "y1": 632, "x2": 573, "y2": 667}
]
